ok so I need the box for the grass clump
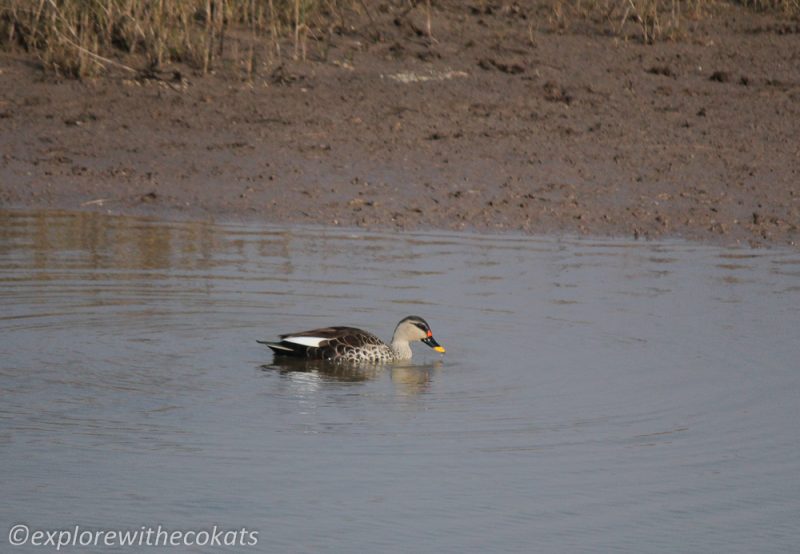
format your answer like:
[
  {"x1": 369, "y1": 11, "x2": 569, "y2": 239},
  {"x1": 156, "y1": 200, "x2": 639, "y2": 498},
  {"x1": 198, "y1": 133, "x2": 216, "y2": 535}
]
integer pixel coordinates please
[
  {"x1": 550, "y1": 0, "x2": 799, "y2": 42},
  {"x1": 0, "y1": 0, "x2": 347, "y2": 77}
]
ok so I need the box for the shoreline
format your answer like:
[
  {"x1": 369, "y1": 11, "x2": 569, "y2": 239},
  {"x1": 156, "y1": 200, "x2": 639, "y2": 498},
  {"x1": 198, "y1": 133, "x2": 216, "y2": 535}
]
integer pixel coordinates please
[{"x1": 1, "y1": 205, "x2": 792, "y2": 253}]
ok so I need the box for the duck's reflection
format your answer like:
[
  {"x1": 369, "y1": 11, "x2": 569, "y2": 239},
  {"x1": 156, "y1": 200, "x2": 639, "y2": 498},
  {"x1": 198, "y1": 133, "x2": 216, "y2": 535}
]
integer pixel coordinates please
[
  {"x1": 260, "y1": 358, "x2": 443, "y2": 394},
  {"x1": 262, "y1": 358, "x2": 382, "y2": 382},
  {"x1": 389, "y1": 362, "x2": 441, "y2": 395}
]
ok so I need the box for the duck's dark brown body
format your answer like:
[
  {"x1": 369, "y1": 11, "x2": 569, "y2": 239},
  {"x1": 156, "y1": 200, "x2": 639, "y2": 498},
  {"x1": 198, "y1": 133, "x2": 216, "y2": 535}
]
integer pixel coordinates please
[{"x1": 259, "y1": 326, "x2": 395, "y2": 362}]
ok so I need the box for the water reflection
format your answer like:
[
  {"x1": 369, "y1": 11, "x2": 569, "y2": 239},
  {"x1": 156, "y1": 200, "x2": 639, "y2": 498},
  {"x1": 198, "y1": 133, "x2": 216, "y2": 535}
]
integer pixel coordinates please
[
  {"x1": 390, "y1": 364, "x2": 440, "y2": 395},
  {"x1": 260, "y1": 358, "x2": 442, "y2": 395},
  {"x1": 0, "y1": 210, "x2": 220, "y2": 271},
  {"x1": 261, "y1": 358, "x2": 384, "y2": 383}
]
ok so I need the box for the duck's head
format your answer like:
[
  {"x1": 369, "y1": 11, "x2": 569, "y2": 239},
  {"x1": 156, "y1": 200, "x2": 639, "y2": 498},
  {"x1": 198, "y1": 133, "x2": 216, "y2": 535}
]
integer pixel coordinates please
[{"x1": 394, "y1": 316, "x2": 446, "y2": 353}]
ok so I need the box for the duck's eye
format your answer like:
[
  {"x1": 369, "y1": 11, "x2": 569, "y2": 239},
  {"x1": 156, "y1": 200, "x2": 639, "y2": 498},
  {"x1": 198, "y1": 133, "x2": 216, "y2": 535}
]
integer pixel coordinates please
[{"x1": 414, "y1": 322, "x2": 428, "y2": 332}]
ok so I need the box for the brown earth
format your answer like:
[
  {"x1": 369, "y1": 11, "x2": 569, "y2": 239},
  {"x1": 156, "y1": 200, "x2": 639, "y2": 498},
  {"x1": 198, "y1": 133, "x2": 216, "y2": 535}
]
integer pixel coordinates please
[{"x1": 1, "y1": 2, "x2": 799, "y2": 247}]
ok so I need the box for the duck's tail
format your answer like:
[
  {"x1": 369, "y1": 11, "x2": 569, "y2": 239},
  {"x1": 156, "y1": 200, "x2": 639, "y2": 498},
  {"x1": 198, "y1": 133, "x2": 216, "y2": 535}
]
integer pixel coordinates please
[{"x1": 256, "y1": 340, "x2": 296, "y2": 355}]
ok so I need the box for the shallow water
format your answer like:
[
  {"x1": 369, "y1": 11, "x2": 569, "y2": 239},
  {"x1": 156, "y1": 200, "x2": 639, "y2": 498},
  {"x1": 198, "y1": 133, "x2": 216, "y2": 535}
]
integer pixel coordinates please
[{"x1": 1, "y1": 210, "x2": 799, "y2": 553}]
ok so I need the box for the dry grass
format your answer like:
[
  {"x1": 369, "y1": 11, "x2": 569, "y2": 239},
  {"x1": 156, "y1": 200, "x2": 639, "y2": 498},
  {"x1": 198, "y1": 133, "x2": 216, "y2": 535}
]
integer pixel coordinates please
[
  {"x1": 551, "y1": 0, "x2": 799, "y2": 42},
  {"x1": 0, "y1": 0, "x2": 354, "y2": 77},
  {"x1": 1, "y1": 1, "x2": 797, "y2": 76},
  {"x1": 742, "y1": 0, "x2": 800, "y2": 14}
]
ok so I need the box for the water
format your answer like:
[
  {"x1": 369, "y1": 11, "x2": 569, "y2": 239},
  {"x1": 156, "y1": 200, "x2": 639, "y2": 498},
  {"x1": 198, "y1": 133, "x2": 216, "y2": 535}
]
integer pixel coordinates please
[{"x1": 1, "y1": 210, "x2": 799, "y2": 553}]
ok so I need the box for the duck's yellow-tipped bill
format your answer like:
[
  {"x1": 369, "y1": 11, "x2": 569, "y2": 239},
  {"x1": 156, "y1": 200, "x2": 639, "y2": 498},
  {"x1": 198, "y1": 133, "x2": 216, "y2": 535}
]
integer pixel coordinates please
[{"x1": 422, "y1": 335, "x2": 445, "y2": 353}]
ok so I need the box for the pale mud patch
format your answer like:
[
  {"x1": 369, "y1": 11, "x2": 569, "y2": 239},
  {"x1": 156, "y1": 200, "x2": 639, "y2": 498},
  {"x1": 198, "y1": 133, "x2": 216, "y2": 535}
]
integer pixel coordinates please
[{"x1": 385, "y1": 68, "x2": 469, "y2": 84}]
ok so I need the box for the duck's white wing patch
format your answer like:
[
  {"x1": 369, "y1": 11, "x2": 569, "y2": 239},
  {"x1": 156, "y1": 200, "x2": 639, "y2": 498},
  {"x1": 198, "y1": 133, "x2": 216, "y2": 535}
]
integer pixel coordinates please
[{"x1": 284, "y1": 336, "x2": 327, "y2": 348}]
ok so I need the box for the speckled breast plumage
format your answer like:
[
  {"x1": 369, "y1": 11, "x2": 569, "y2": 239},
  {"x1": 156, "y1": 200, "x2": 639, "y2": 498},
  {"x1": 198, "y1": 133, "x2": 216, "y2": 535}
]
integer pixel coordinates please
[{"x1": 308, "y1": 331, "x2": 396, "y2": 363}]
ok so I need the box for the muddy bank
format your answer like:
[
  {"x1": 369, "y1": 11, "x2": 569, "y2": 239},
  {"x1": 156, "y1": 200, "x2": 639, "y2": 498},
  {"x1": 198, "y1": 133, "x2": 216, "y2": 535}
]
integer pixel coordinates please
[{"x1": 1, "y1": 2, "x2": 798, "y2": 247}]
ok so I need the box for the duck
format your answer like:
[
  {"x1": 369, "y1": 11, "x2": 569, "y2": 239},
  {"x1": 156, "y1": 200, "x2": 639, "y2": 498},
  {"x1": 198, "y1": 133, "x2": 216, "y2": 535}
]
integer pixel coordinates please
[{"x1": 258, "y1": 315, "x2": 445, "y2": 363}]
